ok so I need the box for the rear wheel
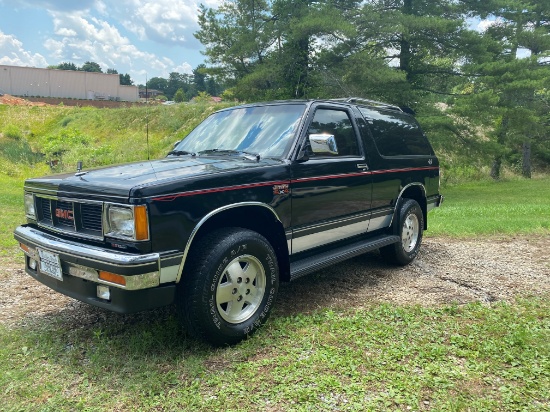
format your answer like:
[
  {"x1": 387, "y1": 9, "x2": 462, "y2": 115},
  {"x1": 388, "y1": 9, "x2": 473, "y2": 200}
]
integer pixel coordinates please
[
  {"x1": 177, "y1": 228, "x2": 279, "y2": 346},
  {"x1": 380, "y1": 199, "x2": 424, "y2": 266}
]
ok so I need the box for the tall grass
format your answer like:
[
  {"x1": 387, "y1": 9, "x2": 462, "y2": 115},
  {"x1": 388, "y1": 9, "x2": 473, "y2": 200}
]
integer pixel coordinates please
[{"x1": 0, "y1": 102, "x2": 232, "y2": 176}]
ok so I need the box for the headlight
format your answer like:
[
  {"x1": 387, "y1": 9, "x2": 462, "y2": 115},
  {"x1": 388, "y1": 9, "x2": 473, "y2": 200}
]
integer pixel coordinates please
[
  {"x1": 104, "y1": 205, "x2": 149, "y2": 241},
  {"x1": 24, "y1": 193, "x2": 36, "y2": 219}
]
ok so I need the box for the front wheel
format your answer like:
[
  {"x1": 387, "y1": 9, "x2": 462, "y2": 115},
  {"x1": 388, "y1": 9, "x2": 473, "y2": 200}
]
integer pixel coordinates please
[
  {"x1": 380, "y1": 198, "x2": 424, "y2": 266},
  {"x1": 177, "y1": 228, "x2": 279, "y2": 346}
]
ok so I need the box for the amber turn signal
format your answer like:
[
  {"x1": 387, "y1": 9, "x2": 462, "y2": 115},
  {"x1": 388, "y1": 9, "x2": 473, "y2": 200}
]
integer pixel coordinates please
[
  {"x1": 99, "y1": 271, "x2": 126, "y2": 286},
  {"x1": 20, "y1": 243, "x2": 30, "y2": 254},
  {"x1": 134, "y1": 205, "x2": 149, "y2": 241}
]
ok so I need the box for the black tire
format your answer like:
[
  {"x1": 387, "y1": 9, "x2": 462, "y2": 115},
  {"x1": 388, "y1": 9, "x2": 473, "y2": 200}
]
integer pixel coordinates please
[
  {"x1": 177, "y1": 228, "x2": 279, "y2": 346},
  {"x1": 380, "y1": 198, "x2": 424, "y2": 266}
]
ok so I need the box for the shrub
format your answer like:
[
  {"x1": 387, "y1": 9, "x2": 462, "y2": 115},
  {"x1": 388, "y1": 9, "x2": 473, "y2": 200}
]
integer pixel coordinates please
[
  {"x1": 2, "y1": 124, "x2": 22, "y2": 140},
  {"x1": 42, "y1": 128, "x2": 90, "y2": 158}
]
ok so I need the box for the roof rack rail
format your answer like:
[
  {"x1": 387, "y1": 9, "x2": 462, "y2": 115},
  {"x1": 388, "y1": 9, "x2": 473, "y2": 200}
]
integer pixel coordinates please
[{"x1": 331, "y1": 97, "x2": 403, "y2": 112}]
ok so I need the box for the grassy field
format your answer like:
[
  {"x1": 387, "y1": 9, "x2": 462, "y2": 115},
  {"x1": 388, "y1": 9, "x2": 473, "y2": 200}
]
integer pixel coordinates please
[
  {"x1": 0, "y1": 298, "x2": 547, "y2": 411},
  {"x1": 1, "y1": 104, "x2": 549, "y2": 411},
  {"x1": 428, "y1": 177, "x2": 550, "y2": 237}
]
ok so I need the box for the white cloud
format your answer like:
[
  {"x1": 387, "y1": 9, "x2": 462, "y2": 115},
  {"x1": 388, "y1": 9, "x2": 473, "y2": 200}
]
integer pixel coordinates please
[
  {"x1": 42, "y1": 10, "x2": 195, "y2": 83},
  {"x1": 116, "y1": 0, "x2": 218, "y2": 46},
  {"x1": 172, "y1": 62, "x2": 193, "y2": 74},
  {"x1": 476, "y1": 17, "x2": 504, "y2": 33},
  {"x1": 45, "y1": 11, "x2": 157, "y2": 69},
  {"x1": 0, "y1": 30, "x2": 48, "y2": 67}
]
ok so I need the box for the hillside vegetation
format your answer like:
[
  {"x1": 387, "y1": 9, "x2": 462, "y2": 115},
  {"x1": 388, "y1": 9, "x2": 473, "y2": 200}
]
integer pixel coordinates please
[
  {"x1": 2, "y1": 102, "x2": 546, "y2": 183},
  {"x1": 0, "y1": 102, "x2": 233, "y2": 179}
]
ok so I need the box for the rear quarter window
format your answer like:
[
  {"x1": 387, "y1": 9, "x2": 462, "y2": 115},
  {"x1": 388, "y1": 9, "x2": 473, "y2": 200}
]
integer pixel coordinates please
[{"x1": 358, "y1": 107, "x2": 434, "y2": 157}]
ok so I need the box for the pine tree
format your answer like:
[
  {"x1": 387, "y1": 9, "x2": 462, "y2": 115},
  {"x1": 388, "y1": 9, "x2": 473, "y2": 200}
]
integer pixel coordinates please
[{"x1": 457, "y1": 0, "x2": 550, "y2": 178}]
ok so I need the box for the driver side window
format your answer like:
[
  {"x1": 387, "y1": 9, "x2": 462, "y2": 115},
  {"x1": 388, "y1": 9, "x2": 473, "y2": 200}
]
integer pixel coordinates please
[{"x1": 307, "y1": 109, "x2": 360, "y2": 157}]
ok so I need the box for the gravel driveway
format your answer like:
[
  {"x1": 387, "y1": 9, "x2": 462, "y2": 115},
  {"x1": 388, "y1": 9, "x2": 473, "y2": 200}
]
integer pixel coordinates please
[{"x1": 1, "y1": 236, "x2": 548, "y2": 328}]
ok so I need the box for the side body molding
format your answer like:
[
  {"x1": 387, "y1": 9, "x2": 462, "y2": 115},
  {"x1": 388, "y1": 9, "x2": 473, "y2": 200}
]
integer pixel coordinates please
[{"x1": 175, "y1": 202, "x2": 284, "y2": 283}]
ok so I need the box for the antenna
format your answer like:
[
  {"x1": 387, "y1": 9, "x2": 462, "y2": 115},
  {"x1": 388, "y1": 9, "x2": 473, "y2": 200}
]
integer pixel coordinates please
[{"x1": 145, "y1": 74, "x2": 150, "y2": 160}]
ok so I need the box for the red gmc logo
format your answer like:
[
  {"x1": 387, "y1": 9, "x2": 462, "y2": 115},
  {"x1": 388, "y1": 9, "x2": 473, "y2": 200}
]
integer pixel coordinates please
[{"x1": 55, "y1": 208, "x2": 74, "y2": 220}]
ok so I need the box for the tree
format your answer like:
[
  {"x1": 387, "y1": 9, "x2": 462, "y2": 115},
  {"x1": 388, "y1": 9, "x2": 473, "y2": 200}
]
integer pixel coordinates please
[
  {"x1": 194, "y1": 0, "x2": 550, "y2": 177},
  {"x1": 107, "y1": 68, "x2": 118, "y2": 74},
  {"x1": 326, "y1": 0, "x2": 480, "y2": 108},
  {"x1": 454, "y1": 0, "x2": 550, "y2": 178},
  {"x1": 80, "y1": 61, "x2": 103, "y2": 73},
  {"x1": 193, "y1": 64, "x2": 208, "y2": 93},
  {"x1": 56, "y1": 62, "x2": 78, "y2": 71},
  {"x1": 119, "y1": 73, "x2": 134, "y2": 86},
  {"x1": 196, "y1": 0, "x2": 359, "y2": 100},
  {"x1": 174, "y1": 88, "x2": 186, "y2": 102},
  {"x1": 165, "y1": 72, "x2": 190, "y2": 100},
  {"x1": 196, "y1": 0, "x2": 276, "y2": 82},
  {"x1": 146, "y1": 77, "x2": 168, "y2": 95}
]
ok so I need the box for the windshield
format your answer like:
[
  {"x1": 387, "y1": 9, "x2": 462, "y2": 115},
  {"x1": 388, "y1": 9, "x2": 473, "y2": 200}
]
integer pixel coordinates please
[{"x1": 174, "y1": 104, "x2": 306, "y2": 159}]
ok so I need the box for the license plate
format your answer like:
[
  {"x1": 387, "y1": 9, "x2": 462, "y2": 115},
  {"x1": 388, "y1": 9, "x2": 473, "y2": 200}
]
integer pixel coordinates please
[{"x1": 38, "y1": 249, "x2": 63, "y2": 281}]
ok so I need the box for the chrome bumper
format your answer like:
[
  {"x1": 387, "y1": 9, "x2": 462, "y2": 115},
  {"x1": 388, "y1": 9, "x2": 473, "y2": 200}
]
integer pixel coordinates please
[{"x1": 14, "y1": 225, "x2": 182, "y2": 290}]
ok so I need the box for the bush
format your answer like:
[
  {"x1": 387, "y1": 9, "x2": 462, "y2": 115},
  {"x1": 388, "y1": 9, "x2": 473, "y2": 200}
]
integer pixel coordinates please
[
  {"x1": 2, "y1": 124, "x2": 22, "y2": 140},
  {"x1": 42, "y1": 128, "x2": 90, "y2": 158}
]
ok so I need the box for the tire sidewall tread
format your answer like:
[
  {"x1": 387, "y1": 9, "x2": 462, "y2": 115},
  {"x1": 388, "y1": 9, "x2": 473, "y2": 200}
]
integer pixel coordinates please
[{"x1": 177, "y1": 228, "x2": 279, "y2": 346}]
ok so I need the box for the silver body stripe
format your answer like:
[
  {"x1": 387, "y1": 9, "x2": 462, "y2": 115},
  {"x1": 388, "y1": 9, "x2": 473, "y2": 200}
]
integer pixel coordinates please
[{"x1": 292, "y1": 219, "x2": 370, "y2": 254}]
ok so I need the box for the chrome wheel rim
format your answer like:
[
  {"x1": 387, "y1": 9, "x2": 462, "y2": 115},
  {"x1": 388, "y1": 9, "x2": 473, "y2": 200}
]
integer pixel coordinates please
[
  {"x1": 215, "y1": 255, "x2": 266, "y2": 324},
  {"x1": 401, "y1": 213, "x2": 420, "y2": 253}
]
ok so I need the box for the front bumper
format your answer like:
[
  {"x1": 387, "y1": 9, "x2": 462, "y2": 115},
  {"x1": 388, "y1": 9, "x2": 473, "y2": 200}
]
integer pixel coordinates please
[{"x1": 14, "y1": 225, "x2": 181, "y2": 313}]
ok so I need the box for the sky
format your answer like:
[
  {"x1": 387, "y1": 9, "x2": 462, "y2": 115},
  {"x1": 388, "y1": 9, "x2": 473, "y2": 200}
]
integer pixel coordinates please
[{"x1": 0, "y1": 0, "x2": 221, "y2": 85}]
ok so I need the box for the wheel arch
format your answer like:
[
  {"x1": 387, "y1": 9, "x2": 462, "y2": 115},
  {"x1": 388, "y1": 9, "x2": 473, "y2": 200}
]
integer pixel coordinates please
[
  {"x1": 176, "y1": 203, "x2": 290, "y2": 283},
  {"x1": 392, "y1": 183, "x2": 427, "y2": 230}
]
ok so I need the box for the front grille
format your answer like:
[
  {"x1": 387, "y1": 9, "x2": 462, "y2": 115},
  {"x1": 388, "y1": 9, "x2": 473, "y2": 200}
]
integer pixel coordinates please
[
  {"x1": 36, "y1": 196, "x2": 103, "y2": 239},
  {"x1": 81, "y1": 203, "x2": 103, "y2": 231},
  {"x1": 40, "y1": 198, "x2": 53, "y2": 223}
]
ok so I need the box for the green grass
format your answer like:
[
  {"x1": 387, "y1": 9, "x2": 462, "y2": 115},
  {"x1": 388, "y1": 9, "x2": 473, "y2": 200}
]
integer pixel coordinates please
[
  {"x1": 429, "y1": 177, "x2": 550, "y2": 237},
  {"x1": 0, "y1": 298, "x2": 548, "y2": 411},
  {"x1": 0, "y1": 175, "x2": 27, "y2": 256},
  {"x1": 0, "y1": 102, "x2": 233, "y2": 174}
]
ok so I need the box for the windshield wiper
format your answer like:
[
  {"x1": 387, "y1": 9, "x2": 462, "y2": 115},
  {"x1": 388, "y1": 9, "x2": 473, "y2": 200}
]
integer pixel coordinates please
[
  {"x1": 167, "y1": 150, "x2": 196, "y2": 157},
  {"x1": 197, "y1": 149, "x2": 260, "y2": 162}
]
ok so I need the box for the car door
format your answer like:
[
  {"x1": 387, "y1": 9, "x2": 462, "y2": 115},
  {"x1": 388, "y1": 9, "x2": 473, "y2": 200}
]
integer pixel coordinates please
[{"x1": 290, "y1": 104, "x2": 373, "y2": 254}]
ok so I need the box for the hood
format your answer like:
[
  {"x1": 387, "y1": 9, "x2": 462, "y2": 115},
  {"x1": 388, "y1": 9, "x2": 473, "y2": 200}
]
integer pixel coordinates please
[{"x1": 25, "y1": 156, "x2": 277, "y2": 201}]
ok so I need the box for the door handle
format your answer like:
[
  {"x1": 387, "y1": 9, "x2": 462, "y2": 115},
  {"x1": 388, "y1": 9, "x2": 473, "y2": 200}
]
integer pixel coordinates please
[{"x1": 356, "y1": 163, "x2": 369, "y2": 170}]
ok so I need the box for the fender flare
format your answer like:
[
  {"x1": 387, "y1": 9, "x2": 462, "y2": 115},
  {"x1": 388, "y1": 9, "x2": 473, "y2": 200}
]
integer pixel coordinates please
[
  {"x1": 175, "y1": 202, "x2": 283, "y2": 283},
  {"x1": 388, "y1": 183, "x2": 427, "y2": 229}
]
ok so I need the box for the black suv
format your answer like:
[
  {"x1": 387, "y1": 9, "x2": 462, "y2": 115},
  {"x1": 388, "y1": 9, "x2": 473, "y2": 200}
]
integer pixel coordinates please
[{"x1": 14, "y1": 98, "x2": 443, "y2": 345}]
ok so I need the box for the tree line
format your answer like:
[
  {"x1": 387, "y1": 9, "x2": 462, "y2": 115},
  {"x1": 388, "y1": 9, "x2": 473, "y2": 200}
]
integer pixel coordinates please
[
  {"x1": 195, "y1": 0, "x2": 550, "y2": 178},
  {"x1": 48, "y1": 61, "x2": 135, "y2": 86},
  {"x1": 144, "y1": 64, "x2": 224, "y2": 102}
]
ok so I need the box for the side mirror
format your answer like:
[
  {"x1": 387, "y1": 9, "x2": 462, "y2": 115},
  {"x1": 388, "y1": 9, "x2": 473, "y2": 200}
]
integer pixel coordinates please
[{"x1": 309, "y1": 134, "x2": 338, "y2": 155}]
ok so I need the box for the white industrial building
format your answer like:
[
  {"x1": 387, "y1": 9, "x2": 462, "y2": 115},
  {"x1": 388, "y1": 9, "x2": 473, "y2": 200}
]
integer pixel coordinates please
[{"x1": 0, "y1": 64, "x2": 138, "y2": 102}]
